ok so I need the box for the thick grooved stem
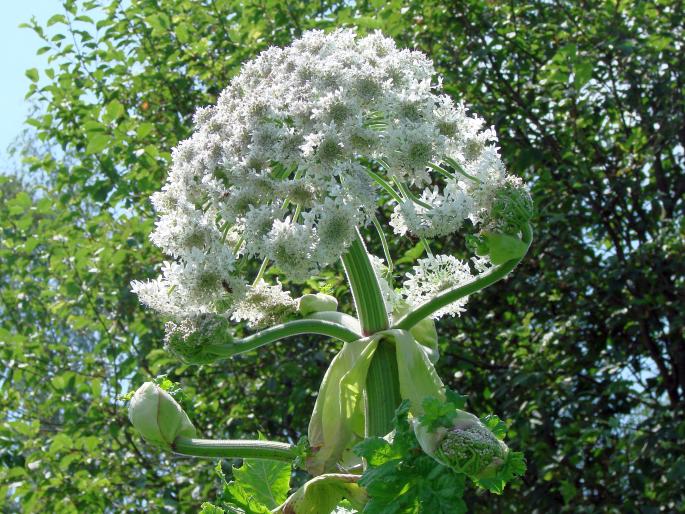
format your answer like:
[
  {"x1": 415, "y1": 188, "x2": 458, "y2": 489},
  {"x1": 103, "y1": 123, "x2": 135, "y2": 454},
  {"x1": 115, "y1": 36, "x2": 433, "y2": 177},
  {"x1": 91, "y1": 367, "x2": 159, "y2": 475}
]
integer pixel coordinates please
[
  {"x1": 206, "y1": 319, "x2": 360, "y2": 358},
  {"x1": 172, "y1": 437, "x2": 295, "y2": 461},
  {"x1": 393, "y1": 224, "x2": 533, "y2": 331},
  {"x1": 365, "y1": 340, "x2": 402, "y2": 437},
  {"x1": 341, "y1": 229, "x2": 389, "y2": 335}
]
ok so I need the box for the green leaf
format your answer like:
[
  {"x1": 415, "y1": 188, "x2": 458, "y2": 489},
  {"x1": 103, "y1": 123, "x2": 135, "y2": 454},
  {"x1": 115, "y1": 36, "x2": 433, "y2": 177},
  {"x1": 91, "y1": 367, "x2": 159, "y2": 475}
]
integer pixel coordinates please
[
  {"x1": 104, "y1": 100, "x2": 125, "y2": 122},
  {"x1": 86, "y1": 133, "x2": 109, "y2": 154},
  {"x1": 136, "y1": 122, "x2": 155, "y2": 139},
  {"x1": 444, "y1": 390, "x2": 467, "y2": 410},
  {"x1": 483, "y1": 232, "x2": 528, "y2": 265},
  {"x1": 49, "y1": 433, "x2": 73, "y2": 454},
  {"x1": 574, "y1": 60, "x2": 593, "y2": 89},
  {"x1": 230, "y1": 458, "x2": 291, "y2": 509},
  {"x1": 475, "y1": 451, "x2": 526, "y2": 494},
  {"x1": 420, "y1": 397, "x2": 458, "y2": 431},
  {"x1": 355, "y1": 402, "x2": 467, "y2": 514},
  {"x1": 25, "y1": 68, "x2": 39, "y2": 82},
  {"x1": 199, "y1": 503, "x2": 225, "y2": 514},
  {"x1": 480, "y1": 415, "x2": 508, "y2": 440},
  {"x1": 395, "y1": 241, "x2": 424, "y2": 265},
  {"x1": 47, "y1": 14, "x2": 67, "y2": 26}
]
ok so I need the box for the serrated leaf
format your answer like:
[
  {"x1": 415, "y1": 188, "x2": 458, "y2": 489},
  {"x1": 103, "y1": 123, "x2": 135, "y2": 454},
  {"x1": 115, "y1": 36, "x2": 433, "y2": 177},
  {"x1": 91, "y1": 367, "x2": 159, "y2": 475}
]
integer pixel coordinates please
[
  {"x1": 353, "y1": 436, "x2": 397, "y2": 466},
  {"x1": 420, "y1": 397, "x2": 457, "y2": 431},
  {"x1": 476, "y1": 451, "x2": 526, "y2": 494},
  {"x1": 231, "y1": 458, "x2": 291, "y2": 509},
  {"x1": 357, "y1": 401, "x2": 467, "y2": 513},
  {"x1": 225, "y1": 481, "x2": 270, "y2": 514},
  {"x1": 480, "y1": 415, "x2": 508, "y2": 440},
  {"x1": 200, "y1": 502, "x2": 226, "y2": 513}
]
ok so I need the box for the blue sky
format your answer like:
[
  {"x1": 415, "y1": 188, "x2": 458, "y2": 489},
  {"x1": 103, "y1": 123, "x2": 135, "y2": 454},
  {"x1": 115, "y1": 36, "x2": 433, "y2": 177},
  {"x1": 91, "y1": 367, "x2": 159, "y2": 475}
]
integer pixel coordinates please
[{"x1": 0, "y1": 1, "x2": 55, "y2": 170}]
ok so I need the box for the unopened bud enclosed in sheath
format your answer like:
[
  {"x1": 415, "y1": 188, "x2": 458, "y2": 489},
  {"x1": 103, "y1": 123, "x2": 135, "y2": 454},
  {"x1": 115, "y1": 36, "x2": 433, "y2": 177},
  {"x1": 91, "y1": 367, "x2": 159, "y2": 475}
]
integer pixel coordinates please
[
  {"x1": 414, "y1": 409, "x2": 508, "y2": 480},
  {"x1": 128, "y1": 382, "x2": 196, "y2": 450},
  {"x1": 297, "y1": 293, "x2": 339, "y2": 316}
]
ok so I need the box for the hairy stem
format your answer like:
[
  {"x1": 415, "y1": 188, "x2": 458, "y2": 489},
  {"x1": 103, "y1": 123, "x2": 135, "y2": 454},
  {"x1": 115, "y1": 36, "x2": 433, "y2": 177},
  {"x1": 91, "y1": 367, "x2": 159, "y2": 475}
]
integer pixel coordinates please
[
  {"x1": 393, "y1": 223, "x2": 533, "y2": 331},
  {"x1": 341, "y1": 229, "x2": 389, "y2": 335},
  {"x1": 173, "y1": 437, "x2": 295, "y2": 461},
  {"x1": 206, "y1": 319, "x2": 360, "y2": 358}
]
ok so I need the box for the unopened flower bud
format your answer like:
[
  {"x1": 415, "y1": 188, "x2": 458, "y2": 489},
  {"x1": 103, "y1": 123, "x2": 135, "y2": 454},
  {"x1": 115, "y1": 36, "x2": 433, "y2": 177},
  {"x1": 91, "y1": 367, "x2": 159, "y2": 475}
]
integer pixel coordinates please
[
  {"x1": 128, "y1": 382, "x2": 196, "y2": 449},
  {"x1": 414, "y1": 410, "x2": 508, "y2": 480},
  {"x1": 297, "y1": 293, "x2": 339, "y2": 316},
  {"x1": 492, "y1": 180, "x2": 534, "y2": 231},
  {"x1": 164, "y1": 315, "x2": 233, "y2": 365}
]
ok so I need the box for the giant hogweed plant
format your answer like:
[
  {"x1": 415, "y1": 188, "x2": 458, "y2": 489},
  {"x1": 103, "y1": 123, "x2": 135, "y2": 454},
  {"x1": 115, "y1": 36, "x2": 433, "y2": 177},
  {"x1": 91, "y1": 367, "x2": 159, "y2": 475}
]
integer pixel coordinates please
[{"x1": 127, "y1": 29, "x2": 533, "y2": 513}]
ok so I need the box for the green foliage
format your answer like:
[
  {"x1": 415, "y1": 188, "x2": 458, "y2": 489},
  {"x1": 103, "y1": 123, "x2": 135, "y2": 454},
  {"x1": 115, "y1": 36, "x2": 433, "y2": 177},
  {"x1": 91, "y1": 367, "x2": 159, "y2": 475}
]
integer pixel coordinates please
[
  {"x1": 2, "y1": 0, "x2": 684, "y2": 511},
  {"x1": 419, "y1": 390, "x2": 466, "y2": 432},
  {"x1": 230, "y1": 457, "x2": 291, "y2": 510},
  {"x1": 354, "y1": 402, "x2": 467, "y2": 513},
  {"x1": 208, "y1": 457, "x2": 291, "y2": 514},
  {"x1": 475, "y1": 451, "x2": 527, "y2": 496}
]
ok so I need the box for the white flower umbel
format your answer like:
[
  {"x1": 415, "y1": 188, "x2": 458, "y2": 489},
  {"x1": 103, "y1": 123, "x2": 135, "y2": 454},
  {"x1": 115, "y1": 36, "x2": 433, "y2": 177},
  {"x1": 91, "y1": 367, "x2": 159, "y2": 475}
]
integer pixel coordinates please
[
  {"x1": 401, "y1": 254, "x2": 474, "y2": 319},
  {"x1": 231, "y1": 279, "x2": 297, "y2": 329},
  {"x1": 133, "y1": 28, "x2": 527, "y2": 335}
]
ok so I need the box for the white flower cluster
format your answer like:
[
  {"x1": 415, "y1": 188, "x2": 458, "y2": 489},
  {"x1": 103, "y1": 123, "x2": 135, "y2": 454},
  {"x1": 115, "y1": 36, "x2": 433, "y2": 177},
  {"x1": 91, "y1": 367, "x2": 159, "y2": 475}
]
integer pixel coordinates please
[
  {"x1": 133, "y1": 28, "x2": 523, "y2": 329},
  {"x1": 401, "y1": 254, "x2": 474, "y2": 319}
]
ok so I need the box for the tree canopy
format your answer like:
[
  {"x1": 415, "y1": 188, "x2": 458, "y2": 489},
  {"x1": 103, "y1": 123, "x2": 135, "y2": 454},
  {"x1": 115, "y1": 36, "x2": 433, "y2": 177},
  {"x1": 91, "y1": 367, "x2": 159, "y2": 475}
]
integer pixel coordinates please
[{"x1": 1, "y1": 0, "x2": 683, "y2": 512}]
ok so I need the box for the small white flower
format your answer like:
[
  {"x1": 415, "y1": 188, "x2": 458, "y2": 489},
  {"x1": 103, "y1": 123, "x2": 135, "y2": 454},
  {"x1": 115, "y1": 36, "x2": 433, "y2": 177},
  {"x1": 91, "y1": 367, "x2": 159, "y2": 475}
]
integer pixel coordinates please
[
  {"x1": 265, "y1": 219, "x2": 318, "y2": 282},
  {"x1": 401, "y1": 254, "x2": 474, "y2": 319},
  {"x1": 231, "y1": 279, "x2": 297, "y2": 328}
]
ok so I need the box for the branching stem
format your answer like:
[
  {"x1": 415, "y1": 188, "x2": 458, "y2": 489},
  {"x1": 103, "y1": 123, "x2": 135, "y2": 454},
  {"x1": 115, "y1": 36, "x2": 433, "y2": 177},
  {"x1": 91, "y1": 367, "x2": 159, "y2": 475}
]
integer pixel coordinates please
[
  {"x1": 205, "y1": 319, "x2": 360, "y2": 358},
  {"x1": 173, "y1": 437, "x2": 295, "y2": 461},
  {"x1": 393, "y1": 224, "x2": 533, "y2": 331}
]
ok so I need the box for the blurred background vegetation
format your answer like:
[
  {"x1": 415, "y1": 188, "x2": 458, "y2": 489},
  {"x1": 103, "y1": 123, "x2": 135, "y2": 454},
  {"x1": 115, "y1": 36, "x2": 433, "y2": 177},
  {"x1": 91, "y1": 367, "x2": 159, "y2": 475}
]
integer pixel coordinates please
[{"x1": 1, "y1": 0, "x2": 683, "y2": 512}]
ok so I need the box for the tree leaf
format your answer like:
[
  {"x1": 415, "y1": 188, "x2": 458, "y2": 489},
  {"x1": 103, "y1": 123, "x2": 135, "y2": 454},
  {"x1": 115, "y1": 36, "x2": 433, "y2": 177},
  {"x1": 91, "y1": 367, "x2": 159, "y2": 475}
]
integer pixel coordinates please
[
  {"x1": 25, "y1": 68, "x2": 39, "y2": 82},
  {"x1": 86, "y1": 133, "x2": 109, "y2": 154}
]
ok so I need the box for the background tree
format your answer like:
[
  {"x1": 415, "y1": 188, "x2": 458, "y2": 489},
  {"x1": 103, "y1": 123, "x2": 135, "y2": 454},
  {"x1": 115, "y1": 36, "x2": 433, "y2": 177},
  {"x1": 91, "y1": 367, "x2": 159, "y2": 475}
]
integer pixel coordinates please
[{"x1": 1, "y1": 0, "x2": 683, "y2": 512}]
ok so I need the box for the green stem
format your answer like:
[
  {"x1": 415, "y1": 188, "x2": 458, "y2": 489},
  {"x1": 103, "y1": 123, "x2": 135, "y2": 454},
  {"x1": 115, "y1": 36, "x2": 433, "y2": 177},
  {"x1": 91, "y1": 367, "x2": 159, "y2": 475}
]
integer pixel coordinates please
[
  {"x1": 173, "y1": 437, "x2": 295, "y2": 461},
  {"x1": 206, "y1": 319, "x2": 360, "y2": 358},
  {"x1": 443, "y1": 156, "x2": 480, "y2": 183},
  {"x1": 393, "y1": 178, "x2": 432, "y2": 209},
  {"x1": 420, "y1": 237, "x2": 434, "y2": 257},
  {"x1": 252, "y1": 257, "x2": 270, "y2": 286},
  {"x1": 427, "y1": 161, "x2": 455, "y2": 180},
  {"x1": 371, "y1": 214, "x2": 393, "y2": 274},
  {"x1": 364, "y1": 167, "x2": 404, "y2": 203},
  {"x1": 365, "y1": 339, "x2": 401, "y2": 437},
  {"x1": 393, "y1": 223, "x2": 533, "y2": 331},
  {"x1": 341, "y1": 230, "x2": 389, "y2": 335}
]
